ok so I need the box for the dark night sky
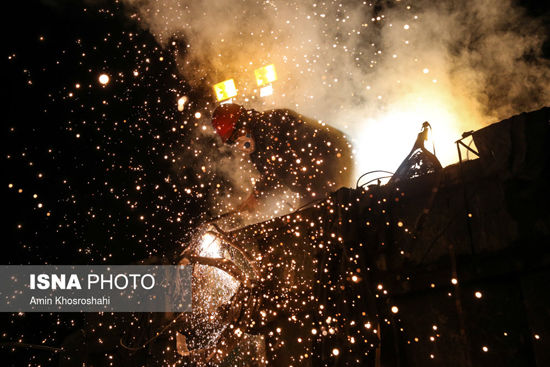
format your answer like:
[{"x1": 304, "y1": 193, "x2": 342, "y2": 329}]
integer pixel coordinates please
[
  {"x1": 2, "y1": 0, "x2": 549, "y2": 365},
  {"x1": 4, "y1": 1, "x2": 214, "y2": 267},
  {"x1": 3, "y1": 2, "x2": 214, "y2": 363}
]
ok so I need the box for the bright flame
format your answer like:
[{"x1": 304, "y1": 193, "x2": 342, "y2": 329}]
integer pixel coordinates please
[
  {"x1": 194, "y1": 233, "x2": 240, "y2": 311},
  {"x1": 197, "y1": 232, "x2": 240, "y2": 289},
  {"x1": 254, "y1": 64, "x2": 277, "y2": 87},
  {"x1": 213, "y1": 79, "x2": 238, "y2": 101},
  {"x1": 352, "y1": 90, "x2": 481, "y2": 178},
  {"x1": 199, "y1": 233, "x2": 223, "y2": 258}
]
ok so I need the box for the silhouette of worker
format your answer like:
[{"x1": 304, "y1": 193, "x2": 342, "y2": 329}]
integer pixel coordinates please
[{"x1": 211, "y1": 104, "x2": 354, "y2": 211}]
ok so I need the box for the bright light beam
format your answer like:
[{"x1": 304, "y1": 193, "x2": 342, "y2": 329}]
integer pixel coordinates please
[{"x1": 352, "y1": 91, "x2": 478, "y2": 177}]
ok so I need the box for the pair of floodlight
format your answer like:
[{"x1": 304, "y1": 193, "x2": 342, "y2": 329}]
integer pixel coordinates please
[{"x1": 213, "y1": 64, "x2": 277, "y2": 102}]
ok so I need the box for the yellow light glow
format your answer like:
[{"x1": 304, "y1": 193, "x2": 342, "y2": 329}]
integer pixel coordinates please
[
  {"x1": 260, "y1": 84, "x2": 274, "y2": 97},
  {"x1": 199, "y1": 233, "x2": 222, "y2": 258},
  {"x1": 254, "y1": 64, "x2": 277, "y2": 87},
  {"x1": 213, "y1": 79, "x2": 238, "y2": 101},
  {"x1": 353, "y1": 90, "x2": 483, "y2": 179}
]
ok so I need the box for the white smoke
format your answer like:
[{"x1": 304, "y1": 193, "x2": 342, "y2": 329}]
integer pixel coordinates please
[{"x1": 125, "y1": 0, "x2": 550, "y2": 174}]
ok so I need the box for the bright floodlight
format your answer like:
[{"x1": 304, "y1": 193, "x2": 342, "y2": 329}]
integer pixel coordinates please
[
  {"x1": 260, "y1": 84, "x2": 274, "y2": 97},
  {"x1": 254, "y1": 64, "x2": 277, "y2": 87},
  {"x1": 213, "y1": 79, "x2": 238, "y2": 102}
]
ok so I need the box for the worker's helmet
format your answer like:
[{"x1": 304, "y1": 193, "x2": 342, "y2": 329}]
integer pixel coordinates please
[{"x1": 211, "y1": 104, "x2": 244, "y2": 143}]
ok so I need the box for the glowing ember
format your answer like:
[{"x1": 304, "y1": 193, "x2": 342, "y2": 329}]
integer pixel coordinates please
[
  {"x1": 98, "y1": 73, "x2": 110, "y2": 85},
  {"x1": 198, "y1": 232, "x2": 222, "y2": 258},
  {"x1": 177, "y1": 96, "x2": 188, "y2": 111}
]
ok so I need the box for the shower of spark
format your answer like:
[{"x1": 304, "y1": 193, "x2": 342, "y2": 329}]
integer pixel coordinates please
[
  {"x1": 195, "y1": 232, "x2": 240, "y2": 302},
  {"x1": 6, "y1": 0, "x2": 549, "y2": 365}
]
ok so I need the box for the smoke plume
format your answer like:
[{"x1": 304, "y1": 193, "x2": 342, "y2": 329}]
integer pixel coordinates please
[{"x1": 125, "y1": 0, "x2": 550, "y2": 174}]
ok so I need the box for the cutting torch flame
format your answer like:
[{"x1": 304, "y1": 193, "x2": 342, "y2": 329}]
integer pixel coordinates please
[{"x1": 196, "y1": 233, "x2": 240, "y2": 293}]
